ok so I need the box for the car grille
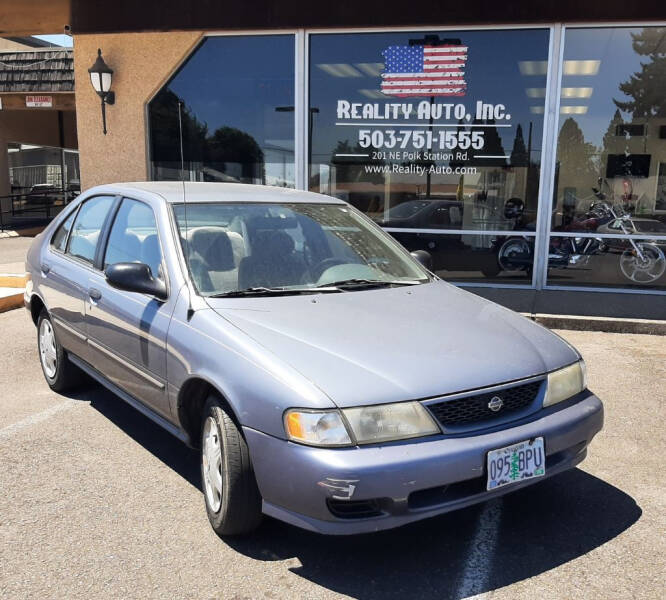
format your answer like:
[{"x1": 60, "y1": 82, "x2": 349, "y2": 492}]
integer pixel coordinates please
[{"x1": 426, "y1": 380, "x2": 542, "y2": 428}]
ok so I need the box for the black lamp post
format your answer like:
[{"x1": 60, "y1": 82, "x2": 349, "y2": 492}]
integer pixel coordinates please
[{"x1": 88, "y1": 49, "x2": 115, "y2": 135}]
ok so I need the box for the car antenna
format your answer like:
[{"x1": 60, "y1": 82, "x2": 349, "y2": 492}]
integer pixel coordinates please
[{"x1": 178, "y1": 100, "x2": 195, "y2": 320}]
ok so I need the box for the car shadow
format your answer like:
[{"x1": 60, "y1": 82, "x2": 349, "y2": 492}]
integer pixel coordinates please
[{"x1": 71, "y1": 381, "x2": 641, "y2": 600}]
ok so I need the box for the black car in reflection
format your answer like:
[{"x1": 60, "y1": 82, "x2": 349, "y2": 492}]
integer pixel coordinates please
[
  {"x1": 375, "y1": 196, "x2": 463, "y2": 230},
  {"x1": 376, "y1": 197, "x2": 509, "y2": 279}
]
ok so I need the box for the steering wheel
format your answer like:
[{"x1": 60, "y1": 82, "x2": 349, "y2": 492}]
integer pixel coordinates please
[{"x1": 310, "y1": 257, "x2": 349, "y2": 281}]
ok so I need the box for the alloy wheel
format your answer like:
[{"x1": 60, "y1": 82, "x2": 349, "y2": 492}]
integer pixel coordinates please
[
  {"x1": 202, "y1": 416, "x2": 223, "y2": 512},
  {"x1": 39, "y1": 319, "x2": 58, "y2": 379}
]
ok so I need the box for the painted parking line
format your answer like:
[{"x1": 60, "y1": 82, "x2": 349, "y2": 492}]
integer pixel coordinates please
[
  {"x1": 0, "y1": 400, "x2": 78, "y2": 441},
  {"x1": 456, "y1": 499, "x2": 503, "y2": 599}
]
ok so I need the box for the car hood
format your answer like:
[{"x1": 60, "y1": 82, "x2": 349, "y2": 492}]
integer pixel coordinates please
[{"x1": 206, "y1": 282, "x2": 578, "y2": 408}]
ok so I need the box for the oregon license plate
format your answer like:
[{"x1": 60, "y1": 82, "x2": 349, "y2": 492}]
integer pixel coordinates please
[{"x1": 486, "y1": 437, "x2": 545, "y2": 491}]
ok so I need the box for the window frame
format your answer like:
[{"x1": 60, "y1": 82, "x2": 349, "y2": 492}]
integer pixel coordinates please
[
  {"x1": 49, "y1": 204, "x2": 81, "y2": 255},
  {"x1": 100, "y1": 195, "x2": 170, "y2": 292},
  {"x1": 50, "y1": 195, "x2": 120, "y2": 271}
]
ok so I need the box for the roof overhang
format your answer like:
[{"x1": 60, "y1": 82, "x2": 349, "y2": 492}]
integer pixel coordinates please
[{"x1": 0, "y1": 0, "x2": 663, "y2": 37}]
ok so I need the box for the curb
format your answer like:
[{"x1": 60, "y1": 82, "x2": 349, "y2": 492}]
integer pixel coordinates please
[
  {"x1": 531, "y1": 314, "x2": 666, "y2": 336},
  {"x1": 0, "y1": 290, "x2": 24, "y2": 313},
  {"x1": 0, "y1": 273, "x2": 29, "y2": 288}
]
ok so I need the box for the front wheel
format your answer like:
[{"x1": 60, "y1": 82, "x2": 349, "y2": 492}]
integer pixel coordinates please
[
  {"x1": 200, "y1": 395, "x2": 262, "y2": 536},
  {"x1": 619, "y1": 243, "x2": 666, "y2": 283}
]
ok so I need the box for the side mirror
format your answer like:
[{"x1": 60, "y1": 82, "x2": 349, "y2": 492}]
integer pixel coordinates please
[
  {"x1": 410, "y1": 250, "x2": 433, "y2": 271},
  {"x1": 105, "y1": 262, "x2": 167, "y2": 300}
]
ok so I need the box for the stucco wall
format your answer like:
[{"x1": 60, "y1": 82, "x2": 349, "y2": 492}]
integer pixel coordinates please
[{"x1": 73, "y1": 31, "x2": 202, "y2": 190}]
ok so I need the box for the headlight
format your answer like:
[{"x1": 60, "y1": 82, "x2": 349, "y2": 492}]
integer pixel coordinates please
[
  {"x1": 284, "y1": 410, "x2": 352, "y2": 446},
  {"x1": 343, "y1": 401, "x2": 440, "y2": 444},
  {"x1": 284, "y1": 401, "x2": 440, "y2": 447},
  {"x1": 543, "y1": 360, "x2": 586, "y2": 407}
]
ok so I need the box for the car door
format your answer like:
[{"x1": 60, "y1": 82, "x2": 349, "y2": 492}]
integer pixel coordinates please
[
  {"x1": 85, "y1": 196, "x2": 172, "y2": 418},
  {"x1": 40, "y1": 195, "x2": 117, "y2": 363}
]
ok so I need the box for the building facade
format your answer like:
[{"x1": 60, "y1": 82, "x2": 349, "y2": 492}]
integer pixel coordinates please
[{"x1": 29, "y1": 1, "x2": 663, "y2": 318}]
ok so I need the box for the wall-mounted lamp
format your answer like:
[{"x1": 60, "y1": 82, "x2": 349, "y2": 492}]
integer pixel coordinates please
[{"x1": 88, "y1": 49, "x2": 115, "y2": 135}]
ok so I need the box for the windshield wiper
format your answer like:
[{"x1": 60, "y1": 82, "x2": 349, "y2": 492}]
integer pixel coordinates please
[
  {"x1": 315, "y1": 278, "x2": 424, "y2": 290},
  {"x1": 208, "y1": 286, "x2": 341, "y2": 298}
]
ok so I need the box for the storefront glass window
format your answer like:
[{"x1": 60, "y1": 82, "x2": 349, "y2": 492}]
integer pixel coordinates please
[
  {"x1": 550, "y1": 27, "x2": 666, "y2": 290},
  {"x1": 149, "y1": 35, "x2": 295, "y2": 187},
  {"x1": 309, "y1": 29, "x2": 549, "y2": 282}
]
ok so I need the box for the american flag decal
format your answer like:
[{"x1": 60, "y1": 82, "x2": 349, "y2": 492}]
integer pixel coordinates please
[{"x1": 380, "y1": 44, "x2": 468, "y2": 98}]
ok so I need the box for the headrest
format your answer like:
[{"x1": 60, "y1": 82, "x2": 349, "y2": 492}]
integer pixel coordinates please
[
  {"x1": 252, "y1": 230, "x2": 295, "y2": 257},
  {"x1": 188, "y1": 227, "x2": 235, "y2": 271}
]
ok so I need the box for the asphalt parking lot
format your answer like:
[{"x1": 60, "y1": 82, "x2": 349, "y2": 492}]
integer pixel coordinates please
[{"x1": 0, "y1": 307, "x2": 664, "y2": 599}]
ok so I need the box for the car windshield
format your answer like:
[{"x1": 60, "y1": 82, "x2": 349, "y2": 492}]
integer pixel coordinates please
[{"x1": 173, "y1": 202, "x2": 430, "y2": 296}]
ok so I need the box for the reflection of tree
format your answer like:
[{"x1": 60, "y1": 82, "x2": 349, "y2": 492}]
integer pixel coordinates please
[
  {"x1": 207, "y1": 127, "x2": 265, "y2": 183},
  {"x1": 614, "y1": 28, "x2": 666, "y2": 118},
  {"x1": 150, "y1": 89, "x2": 208, "y2": 164},
  {"x1": 555, "y1": 118, "x2": 598, "y2": 224},
  {"x1": 149, "y1": 89, "x2": 265, "y2": 183},
  {"x1": 469, "y1": 119, "x2": 506, "y2": 168},
  {"x1": 330, "y1": 140, "x2": 384, "y2": 184},
  {"x1": 557, "y1": 118, "x2": 597, "y2": 184},
  {"x1": 509, "y1": 124, "x2": 528, "y2": 167}
]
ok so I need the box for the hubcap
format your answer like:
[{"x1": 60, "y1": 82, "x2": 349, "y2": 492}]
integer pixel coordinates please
[
  {"x1": 39, "y1": 319, "x2": 58, "y2": 379},
  {"x1": 202, "y1": 416, "x2": 223, "y2": 513}
]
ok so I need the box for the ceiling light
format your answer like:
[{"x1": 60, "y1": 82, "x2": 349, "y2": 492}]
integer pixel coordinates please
[
  {"x1": 530, "y1": 106, "x2": 545, "y2": 114},
  {"x1": 526, "y1": 88, "x2": 546, "y2": 98},
  {"x1": 560, "y1": 106, "x2": 588, "y2": 114},
  {"x1": 355, "y1": 63, "x2": 385, "y2": 77},
  {"x1": 561, "y1": 87, "x2": 593, "y2": 98},
  {"x1": 316, "y1": 63, "x2": 363, "y2": 77},
  {"x1": 359, "y1": 89, "x2": 387, "y2": 99},
  {"x1": 563, "y1": 60, "x2": 600, "y2": 75},
  {"x1": 519, "y1": 61, "x2": 548, "y2": 75}
]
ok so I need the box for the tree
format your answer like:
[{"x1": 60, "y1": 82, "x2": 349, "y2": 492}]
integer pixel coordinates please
[
  {"x1": 510, "y1": 124, "x2": 528, "y2": 168},
  {"x1": 614, "y1": 27, "x2": 666, "y2": 118}
]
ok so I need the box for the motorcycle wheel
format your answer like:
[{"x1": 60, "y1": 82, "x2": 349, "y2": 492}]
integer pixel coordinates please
[
  {"x1": 498, "y1": 238, "x2": 532, "y2": 272},
  {"x1": 619, "y1": 243, "x2": 666, "y2": 284}
]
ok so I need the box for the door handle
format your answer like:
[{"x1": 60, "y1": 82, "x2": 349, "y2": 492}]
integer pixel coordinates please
[
  {"x1": 41, "y1": 262, "x2": 51, "y2": 275},
  {"x1": 88, "y1": 288, "x2": 102, "y2": 301}
]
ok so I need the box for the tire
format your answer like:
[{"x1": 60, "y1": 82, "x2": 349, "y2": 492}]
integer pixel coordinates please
[
  {"x1": 37, "y1": 310, "x2": 83, "y2": 393},
  {"x1": 200, "y1": 395, "x2": 262, "y2": 536}
]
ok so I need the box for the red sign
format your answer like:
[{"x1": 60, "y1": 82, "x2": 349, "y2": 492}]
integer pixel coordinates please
[{"x1": 26, "y1": 95, "x2": 53, "y2": 108}]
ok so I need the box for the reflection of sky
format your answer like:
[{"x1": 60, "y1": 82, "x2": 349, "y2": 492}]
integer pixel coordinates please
[
  {"x1": 309, "y1": 29, "x2": 550, "y2": 163},
  {"x1": 166, "y1": 36, "x2": 295, "y2": 151},
  {"x1": 559, "y1": 27, "x2": 654, "y2": 148}
]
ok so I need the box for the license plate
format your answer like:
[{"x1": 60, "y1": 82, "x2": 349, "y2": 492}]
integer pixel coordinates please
[{"x1": 486, "y1": 437, "x2": 545, "y2": 491}]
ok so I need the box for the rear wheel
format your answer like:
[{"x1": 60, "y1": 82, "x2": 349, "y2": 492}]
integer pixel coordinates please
[
  {"x1": 200, "y1": 395, "x2": 262, "y2": 536},
  {"x1": 37, "y1": 310, "x2": 82, "y2": 392}
]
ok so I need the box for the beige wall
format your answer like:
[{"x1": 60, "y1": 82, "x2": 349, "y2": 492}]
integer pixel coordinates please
[{"x1": 73, "y1": 31, "x2": 202, "y2": 191}]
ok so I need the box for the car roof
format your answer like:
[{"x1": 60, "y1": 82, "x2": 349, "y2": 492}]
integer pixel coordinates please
[{"x1": 82, "y1": 182, "x2": 346, "y2": 205}]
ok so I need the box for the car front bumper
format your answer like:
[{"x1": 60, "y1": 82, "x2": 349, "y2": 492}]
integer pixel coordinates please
[{"x1": 243, "y1": 392, "x2": 603, "y2": 535}]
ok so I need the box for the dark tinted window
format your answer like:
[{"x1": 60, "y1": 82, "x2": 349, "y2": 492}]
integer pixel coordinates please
[
  {"x1": 67, "y1": 196, "x2": 115, "y2": 264},
  {"x1": 105, "y1": 198, "x2": 163, "y2": 279},
  {"x1": 51, "y1": 209, "x2": 77, "y2": 252},
  {"x1": 148, "y1": 35, "x2": 295, "y2": 187}
]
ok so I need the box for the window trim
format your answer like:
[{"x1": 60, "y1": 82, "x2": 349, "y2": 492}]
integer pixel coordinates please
[
  {"x1": 49, "y1": 195, "x2": 117, "y2": 271},
  {"x1": 49, "y1": 203, "x2": 81, "y2": 254},
  {"x1": 100, "y1": 195, "x2": 171, "y2": 297}
]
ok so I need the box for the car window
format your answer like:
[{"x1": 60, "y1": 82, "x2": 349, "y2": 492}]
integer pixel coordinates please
[
  {"x1": 51, "y1": 209, "x2": 77, "y2": 252},
  {"x1": 104, "y1": 198, "x2": 163, "y2": 280},
  {"x1": 67, "y1": 196, "x2": 115, "y2": 264}
]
